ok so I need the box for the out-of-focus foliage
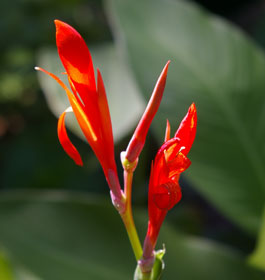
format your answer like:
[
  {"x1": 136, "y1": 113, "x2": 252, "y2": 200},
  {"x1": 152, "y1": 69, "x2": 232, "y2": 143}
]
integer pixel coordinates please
[
  {"x1": 250, "y1": 206, "x2": 265, "y2": 270},
  {"x1": 108, "y1": 0, "x2": 265, "y2": 235},
  {"x1": 1, "y1": 0, "x2": 265, "y2": 279},
  {"x1": 0, "y1": 191, "x2": 264, "y2": 280},
  {"x1": 0, "y1": 0, "x2": 112, "y2": 191},
  {"x1": 0, "y1": 250, "x2": 13, "y2": 280}
]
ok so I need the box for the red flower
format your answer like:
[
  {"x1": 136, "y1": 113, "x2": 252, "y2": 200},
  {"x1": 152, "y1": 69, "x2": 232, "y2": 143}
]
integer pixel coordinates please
[
  {"x1": 143, "y1": 103, "x2": 197, "y2": 260},
  {"x1": 36, "y1": 20, "x2": 122, "y2": 199}
]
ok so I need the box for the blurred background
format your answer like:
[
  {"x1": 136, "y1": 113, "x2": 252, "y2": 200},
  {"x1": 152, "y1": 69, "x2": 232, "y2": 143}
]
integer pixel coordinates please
[{"x1": 0, "y1": 0, "x2": 265, "y2": 279}]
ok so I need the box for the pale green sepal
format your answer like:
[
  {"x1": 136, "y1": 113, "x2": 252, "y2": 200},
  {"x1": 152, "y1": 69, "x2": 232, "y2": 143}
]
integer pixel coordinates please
[{"x1": 134, "y1": 247, "x2": 166, "y2": 280}]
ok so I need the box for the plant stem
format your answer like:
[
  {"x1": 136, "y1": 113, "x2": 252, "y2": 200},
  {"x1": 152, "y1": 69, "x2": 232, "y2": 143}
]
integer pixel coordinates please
[{"x1": 121, "y1": 170, "x2": 143, "y2": 261}]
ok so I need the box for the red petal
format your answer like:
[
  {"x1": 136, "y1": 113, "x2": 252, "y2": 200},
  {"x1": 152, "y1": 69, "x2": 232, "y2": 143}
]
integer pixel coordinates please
[
  {"x1": 153, "y1": 181, "x2": 182, "y2": 210},
  {"x1": 55, "y1": 20, "x2": 96, "y2": 104},
  {"x1": 175, "y1": 103, "x2": 197, "y2": 155},
  {"x1": 58, "y1": 110, "x2": 83, "y2": 166},
  {"x1": 35, "y1": 66, "x2": 99, "y2": 145},
  {"x1": 97, "y1": 69, "x2": 114, "y2": 158},
  {"x1": 167, "y1": 152, "x2": 191, "y2": 177}
]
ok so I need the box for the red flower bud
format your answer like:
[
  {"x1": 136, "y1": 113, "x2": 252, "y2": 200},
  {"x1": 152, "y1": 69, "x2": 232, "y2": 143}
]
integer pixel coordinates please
[
  {"x1": 125, "y1": 61, "x2": 170, "y2": 163},
  {"x1": 145, "y1": 103, "x2": 197, "y2": 251}
]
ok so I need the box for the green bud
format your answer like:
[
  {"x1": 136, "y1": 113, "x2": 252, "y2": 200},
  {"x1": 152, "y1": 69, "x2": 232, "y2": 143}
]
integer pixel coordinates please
[{"x1": 134, "y1": 248, "x2": 166, "y2": 280}]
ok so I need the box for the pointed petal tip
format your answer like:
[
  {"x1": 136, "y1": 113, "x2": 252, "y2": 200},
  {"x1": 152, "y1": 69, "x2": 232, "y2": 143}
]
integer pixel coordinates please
[
  {"x1": 54, "y1": 19, "x2": 65, "y2": 29},
  {"x1": 96, "y1": 68, "x2": 102, "y2": 80},
  {"x1": 164, "y1": 119, "x2": 171, "y2": 142},
  {"x1": 75, "y1": 158, "x2": 83, "y2": 166},
  {"x1": 54, "y1": 19, "x2": 76, "y2": 38},
  {"x1": 34, "y1": 66, "x2": 48, "y2": 74},
  {"x1": 186, "y1": 103, "x2": 197, "y2": 126},
  {"x1": 174, "y1": 102, "x2": 197, "y2": 153},
  {"x1": 54, "y1": 19, "x2": 63, "y2": 33},
  {"x1": 165, "y1": 60, "x2": 171, "y2": 67},
  {"x1": 190, "y1": 102, "x2": 196, "y2": 112},
  {"x1": 162, "y1": 60, "x2": 171, "y2": 76},
  {"x1": 189, "y1": 102, "x2": 197, "y2": 124}
]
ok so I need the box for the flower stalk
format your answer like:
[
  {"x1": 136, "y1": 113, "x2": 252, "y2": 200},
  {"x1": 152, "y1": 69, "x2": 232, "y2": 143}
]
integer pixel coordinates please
[{"x1": 120, "y1": 166, "x2": 143, "y2": 261}]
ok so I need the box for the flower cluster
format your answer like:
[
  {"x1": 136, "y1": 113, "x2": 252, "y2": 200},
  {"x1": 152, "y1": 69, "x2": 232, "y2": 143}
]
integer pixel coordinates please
[{"x1": 36, "y1": 20, "x2": 197, "y2": 278}]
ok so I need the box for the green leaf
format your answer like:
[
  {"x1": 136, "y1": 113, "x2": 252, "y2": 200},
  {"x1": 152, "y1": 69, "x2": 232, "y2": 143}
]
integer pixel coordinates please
[
  {"x1": 36, "y1": 43, "x2": 145, "y2": 142},
  {"x1": 14, "y1": 268, "x2": 42, "y2": 280},
  {"x1": 249, "y1": 204, "x2": 265, "y2": 271},
  {"x1": 0, "y1": 246, "x2": 41, "y2": 280},
  {"x1": 159, "y1": 224, "x2": 265, "y2": 280},
  {"x1": 0, "y1": 250, "x2": 14, "y2": 280},
  {"x1": 0, "y1": 191, "x2": 264, "y2": 280},
  {"x1": 107, "y1": 0, "x2": 265, "y2": 234},
  {"x1": 0, "y1": 191, "x2": 134, "y2": 280}
]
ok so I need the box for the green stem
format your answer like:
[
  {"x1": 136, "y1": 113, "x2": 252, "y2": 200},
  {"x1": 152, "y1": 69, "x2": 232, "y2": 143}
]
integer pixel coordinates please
[{"x1": 121, "y1": 170, "x2": 143, "y2": 261}]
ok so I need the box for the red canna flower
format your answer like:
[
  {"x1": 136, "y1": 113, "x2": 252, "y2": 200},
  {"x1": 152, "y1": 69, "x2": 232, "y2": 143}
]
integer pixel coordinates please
[
  {"x1": 140, "y1": 103, "x2": 197, "y2": 271},
  {"x1": 35, "y1": 20, "x2": 123, "y2": 200}
]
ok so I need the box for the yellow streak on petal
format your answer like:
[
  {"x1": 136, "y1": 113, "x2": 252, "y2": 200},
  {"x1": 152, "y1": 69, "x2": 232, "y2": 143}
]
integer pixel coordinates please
[
  {"x1": 35, "y1": 67, "x2": 97, "y2": 141},
  {"x1": 164, "y1": 119, "x2": 171, "y2": 142}
]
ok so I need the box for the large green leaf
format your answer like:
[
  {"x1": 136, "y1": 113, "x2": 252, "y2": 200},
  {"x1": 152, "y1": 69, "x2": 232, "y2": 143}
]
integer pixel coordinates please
[
  {"x1": 37, "y1": 43, "x2": 145, "y2": 143},
  {"x1": 0, "y1": 250, "x2": 14, "y2": 280},
  {"x1": 0, "y1": 249, "x2": 39, "y2": 280},
  {"x1": 249, "y1": 205, "x2": 265, "y2": 271},
  {"x1": 0, "y1": 191, "x2": 264, "y2": 280},
  {"x1": 107, "y1": 0, "x2": 265, "y2": 234},
  {"x1": 0, "y1": 192, "x2": 134, "y2": 280}
]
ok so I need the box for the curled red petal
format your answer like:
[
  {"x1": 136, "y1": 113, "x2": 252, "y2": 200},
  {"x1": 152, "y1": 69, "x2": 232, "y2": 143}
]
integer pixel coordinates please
[
  {"x1": 153, "y1": 181, "x2": 182, "y2": 211},
  {"x1": 58, "y1": 110, "x2": 83, "y2": 166},
  {"x1": 35, "y1": 66, "x2": 98, "y2": 144},
  {"x1": 54, "y1": 20, "x2": 96, "y2": 104},
  {"x1": 175, "y1": 103, "x2": 197, "y2": 155},
  {"x1": 167, "y1": 152, "x2": 191, "y2": 178}
]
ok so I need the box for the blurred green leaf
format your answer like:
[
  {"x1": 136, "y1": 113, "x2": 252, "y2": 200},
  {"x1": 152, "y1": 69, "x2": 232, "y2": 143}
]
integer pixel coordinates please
[
  {"x1": 0, "y1": 191, "x2": 264, "y2": 280},
  {"x1": 14, "y1": 268, "x2": 41, "y2": 280},
  {"x1": 0, "y1": 250, "x2": 14, "y2": 280},
  {"x1": 107, "y1": 0, "x2": 265, "y2": 234},
  {"x1": 36, "y1": 43, "x2": 145, "y2": 142},
  {"x1": 0, "y1": 126, "x2": 108, "y2": 191},
  {"x1": 0, "y1": 191, "x2": 134, "y2": 280},
  {"x1": 249, "y1": 204, "x2": 265, "y2": 271}
]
